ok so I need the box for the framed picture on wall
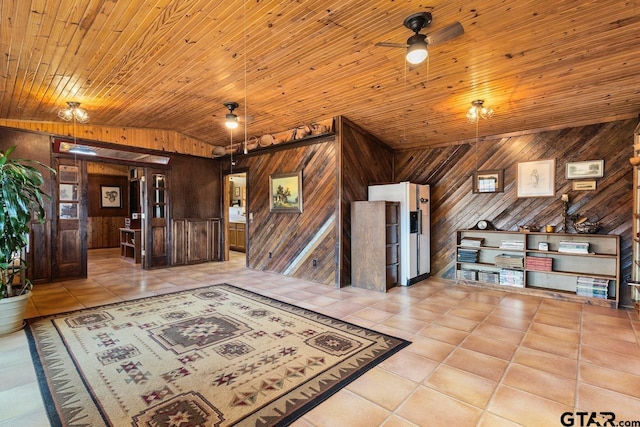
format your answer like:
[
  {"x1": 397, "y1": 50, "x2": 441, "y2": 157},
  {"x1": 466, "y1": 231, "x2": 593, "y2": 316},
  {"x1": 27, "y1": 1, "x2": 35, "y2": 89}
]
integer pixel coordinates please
[
  {"x1": 100, "y1": 185, "x2": 122, "y2": 208},
  {"x1": 269, "y1": 171, "x2": 303, "y2": 213},
  {"x1": 566, "y1": 160, "x2": 604, "y2": 179},
  {"x1": 59, "y1": 203, "x2": 78, "y2": 219},
  {"x1": 517, "y1": 159, "x2": 555, "y2": 198},
  {"x1": 473, "y1": 169, "x2": 504, "y2": 193},
  {"x1": 59, "y1": 183, "x2": 78, "y2": 201}
]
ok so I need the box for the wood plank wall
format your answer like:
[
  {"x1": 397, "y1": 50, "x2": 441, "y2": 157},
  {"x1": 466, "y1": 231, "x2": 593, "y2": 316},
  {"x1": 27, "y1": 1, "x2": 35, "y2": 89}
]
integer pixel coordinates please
[
  {"x1": 221, "y1": 138, "x2": 338, "y2": 285},
  {"x1": 0, "y1": 119, "x2": 215, "y2": 158},
  {"x1": 339, "y1": 117, "x2": 394, "y2": 286},
  {"x1": 394, "y1": 118, "x2": 636, "y2": 307}
]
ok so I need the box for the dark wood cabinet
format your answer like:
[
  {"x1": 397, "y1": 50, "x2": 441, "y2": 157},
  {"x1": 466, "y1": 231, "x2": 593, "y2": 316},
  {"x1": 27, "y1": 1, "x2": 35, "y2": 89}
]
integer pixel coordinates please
[
  {"x1": 172, "y1": 218, "x2": 222, "y2": 265},
  {"x1": 351, "y1": 201, "x2": 399, "y2": 292}
]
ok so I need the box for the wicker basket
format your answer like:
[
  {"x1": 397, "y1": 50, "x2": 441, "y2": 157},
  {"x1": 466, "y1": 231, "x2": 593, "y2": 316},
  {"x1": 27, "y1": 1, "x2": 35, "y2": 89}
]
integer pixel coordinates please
[{"x1": 574, "y1": 221, "x2": 600, "y2": 234}]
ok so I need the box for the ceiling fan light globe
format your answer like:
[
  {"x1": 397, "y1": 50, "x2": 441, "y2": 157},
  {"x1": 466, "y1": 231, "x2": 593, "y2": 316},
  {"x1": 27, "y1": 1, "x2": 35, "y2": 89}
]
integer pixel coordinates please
[
  {"x1": 225, "y1": 113, "x2": 239, "y2": 129},
  {"x1": 406, "y1": 34, "x2": 428, "y2": 64}
]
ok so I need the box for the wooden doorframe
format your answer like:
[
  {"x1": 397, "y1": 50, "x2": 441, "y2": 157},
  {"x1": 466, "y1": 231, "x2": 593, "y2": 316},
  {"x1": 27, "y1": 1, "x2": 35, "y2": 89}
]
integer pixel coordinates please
[{"x1": 223, "y1": 169, "x2": 249, "y2": 266}]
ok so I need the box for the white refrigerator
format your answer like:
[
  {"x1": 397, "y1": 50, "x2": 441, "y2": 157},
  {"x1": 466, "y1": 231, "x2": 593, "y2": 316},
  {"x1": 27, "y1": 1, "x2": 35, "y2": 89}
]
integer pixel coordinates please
[{"x1": 368, "y1": 182, "x2": 430, "y2": 286}]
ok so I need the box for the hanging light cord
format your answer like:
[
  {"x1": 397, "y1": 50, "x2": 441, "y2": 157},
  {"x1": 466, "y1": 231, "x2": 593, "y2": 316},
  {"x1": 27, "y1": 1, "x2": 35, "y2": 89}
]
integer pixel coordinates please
[{"x1": 243, "y1": 0, "x2": 248, "y2": 154}]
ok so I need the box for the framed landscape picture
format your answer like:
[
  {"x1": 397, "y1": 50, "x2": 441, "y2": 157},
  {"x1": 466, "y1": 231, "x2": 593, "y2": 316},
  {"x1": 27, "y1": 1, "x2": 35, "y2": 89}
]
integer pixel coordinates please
[
  {"x1": 566, "y1": 160, "x2": 604, "y2": 179},
  {"x1": 517, "y1": 159, "x2": 555, "y2": 198},
  {"x1": 473, "y1": 169, "x2": 504, "y2": 193},
  {"x1": 100, "y1": 185, "x2": 122, "y2": 208},
  {"x1": 269, "y1": 171, "x2": 303, "y2": 213}
]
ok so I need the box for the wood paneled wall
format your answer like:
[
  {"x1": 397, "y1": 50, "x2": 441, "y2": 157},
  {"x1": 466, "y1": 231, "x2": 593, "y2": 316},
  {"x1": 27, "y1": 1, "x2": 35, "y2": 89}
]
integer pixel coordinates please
[
  {"x1": 394, "y1": 118, "x2": 636, "y2": 307},
  {"x1": 0, "y1": 119, "x2": 215, "y2": 159},
  {"x1": 339, "y1": 117, "x2": 394, "y2": 286},
  {"x1": 0, "y1": 127, "x2": 55, "y2": 284},
  {"x1": 170, "y1": 155, "x2": 221, "y2": 219},
  {"x1": 222, "y1": 138, "x2": 338, "y2": 285}
]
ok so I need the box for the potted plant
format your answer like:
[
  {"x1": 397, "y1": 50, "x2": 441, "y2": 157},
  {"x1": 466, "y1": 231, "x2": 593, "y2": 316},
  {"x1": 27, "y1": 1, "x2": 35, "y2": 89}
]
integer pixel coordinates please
[{"x1": 0, "y1": 146, "x2": 54, "y2": 335}]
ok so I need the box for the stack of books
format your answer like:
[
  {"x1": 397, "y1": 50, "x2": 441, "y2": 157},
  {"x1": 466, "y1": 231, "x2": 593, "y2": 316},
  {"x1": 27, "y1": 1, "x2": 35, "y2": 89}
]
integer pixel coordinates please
[
  {"x1": 525, "y1": 256, "x2": 553, "y2": 271},
  {"x1": 558, "y1": 241, "x2": 590, "y2": 254},
  {"x1": 499, "y1": 269, "x2": 525, "y2": 287},
  {"x1": 457, "y1": 249, "x2": 479, "y2": 263},
  {"x1": 456, "y1": 269, "x2": 478, "y2": 280},
  {"x1": 576, "y1": 276, "x2": 609, "y2": 299},
  {"x1": 494, "y1": 254, "x2": 524, "y2": 268},
  {"x1": 479, "y1": 271, "x2": 500, "y2": 284},
  {"x1": 461, "y1": 237, "x2": 484, "y2": 247},
  {"x1": 500, "y1": 240, "x2": 525, "y2": 250}
]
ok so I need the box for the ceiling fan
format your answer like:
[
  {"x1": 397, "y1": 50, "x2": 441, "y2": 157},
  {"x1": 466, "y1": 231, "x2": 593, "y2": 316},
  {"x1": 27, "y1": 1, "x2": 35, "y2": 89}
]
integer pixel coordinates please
[
  {"x1": 376, "y1": 12, "x2": 464, "y2": 64},
  {"x1": 221, "y1": 101, "x2": 253, "y2": 129}
]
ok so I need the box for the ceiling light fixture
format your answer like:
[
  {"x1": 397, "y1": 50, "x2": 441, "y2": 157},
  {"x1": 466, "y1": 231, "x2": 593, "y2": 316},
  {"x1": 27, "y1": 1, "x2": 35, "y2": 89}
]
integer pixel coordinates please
[
  {"x1": 57, "y1": 101, "x2": 89, "y2": 123},
  {"x1": 406, "y1": 34, "x2": 428, "y2": 64},
  {"x1": 224, "y1": 102, "x2": 239, "y2": 129},
  {"x1": 404, "y1": 12, "x2": 431, "y2": 65},
  {"x1": 466, "y1": 100, "x2": 494, "y2": 124}
]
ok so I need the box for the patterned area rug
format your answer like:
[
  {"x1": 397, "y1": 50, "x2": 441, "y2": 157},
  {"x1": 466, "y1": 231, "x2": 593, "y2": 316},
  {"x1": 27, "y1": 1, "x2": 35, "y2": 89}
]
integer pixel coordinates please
[{"x1": 26, "y1": 283, "x2": 410, "y2": 426}]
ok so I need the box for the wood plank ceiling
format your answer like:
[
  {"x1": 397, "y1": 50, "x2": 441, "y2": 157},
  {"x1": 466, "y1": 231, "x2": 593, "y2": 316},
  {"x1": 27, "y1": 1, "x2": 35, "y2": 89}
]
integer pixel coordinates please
[{"x1": 1, "y1": 1, "x2": 639, "y2": 151}]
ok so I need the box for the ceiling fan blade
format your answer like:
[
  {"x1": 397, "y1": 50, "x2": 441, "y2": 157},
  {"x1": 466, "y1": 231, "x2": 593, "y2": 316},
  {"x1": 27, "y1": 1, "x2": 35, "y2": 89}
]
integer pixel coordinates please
[
  {"x1": 426, "y1": 21, "x2": 464, "y2": 46},
  {"x1": 375, "y1": 41, "x2": 408, "y2": 48}
]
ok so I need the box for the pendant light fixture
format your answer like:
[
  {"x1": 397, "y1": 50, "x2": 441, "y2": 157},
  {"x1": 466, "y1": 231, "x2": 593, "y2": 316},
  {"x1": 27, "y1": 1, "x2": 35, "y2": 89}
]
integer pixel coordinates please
[
  {"x1": 466, "y1": 100, "x2": 494, "y2": 124},
  {"x1": 58, "y1": 101, "x2": 89, "y2": 123},
  {"x1": 224, "y1": 102, "x2": 239, "y2": 129},
  {"x1": 467, "y1": 99, "x2": 493, "y2": 175}
]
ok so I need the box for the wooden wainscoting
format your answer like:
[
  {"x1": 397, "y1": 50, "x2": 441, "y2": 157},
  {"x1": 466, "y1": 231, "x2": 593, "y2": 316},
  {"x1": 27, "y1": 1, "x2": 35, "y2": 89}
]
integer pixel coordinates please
[{"x1": 88, "y1": 216, "x2": 126, "y2": 249}]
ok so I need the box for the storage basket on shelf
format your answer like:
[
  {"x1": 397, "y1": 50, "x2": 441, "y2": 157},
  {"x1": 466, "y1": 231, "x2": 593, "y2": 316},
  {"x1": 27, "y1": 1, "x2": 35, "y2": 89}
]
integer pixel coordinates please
[{"x1": 574, "y1": 221, "x2": 600, "y2": 234}]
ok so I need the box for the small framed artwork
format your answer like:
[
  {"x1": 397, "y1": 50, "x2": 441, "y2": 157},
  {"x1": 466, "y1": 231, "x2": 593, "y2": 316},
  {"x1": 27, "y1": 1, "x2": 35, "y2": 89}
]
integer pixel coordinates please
[
  {"x1": 573, "y1": 180, "x2": 597, "y2": 191},
  {"x1": 566, "y1": 160, "x2": 604, "y2": 179},
  {"x1": 100, "y1": 185, "x2": 122, "y2": 208},
  {"x1": 269, "y1": 171, "x2": 303, "y2": 213},
  {"x1": 517, "y1": 158, "x2": 555, "y2": 198},
  {"x1": 59, "y1": 183, "x2": 78, "y2": 201},
  {"x1": 59, "y1": 165, "x2": 79, "y2": 183},
  {"x1": 59, "y1": 203, "x2": 78, "y2": 219},
  {"x1": 473, "y1": 169, "x2": 504, "y2": 193},
  {"x1": 235, "y1": 187, "x2": 240, "y2": 196}
]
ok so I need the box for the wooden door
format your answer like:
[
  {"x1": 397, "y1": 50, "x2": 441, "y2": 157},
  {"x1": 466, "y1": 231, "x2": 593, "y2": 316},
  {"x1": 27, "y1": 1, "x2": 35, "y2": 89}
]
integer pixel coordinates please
[
  {"x1": 52, "y1": 159, "x2": 87, "y2": 279},
  {"x1": 144, "y1": 169, "x2": 169, "y2": 268}
]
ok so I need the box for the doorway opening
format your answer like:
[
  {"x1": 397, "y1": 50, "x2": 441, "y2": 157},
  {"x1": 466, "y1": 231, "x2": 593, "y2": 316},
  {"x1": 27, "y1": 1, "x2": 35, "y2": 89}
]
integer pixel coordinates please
[{"x1": 225, "y1": 172, "x2": 248, "y2": 263}]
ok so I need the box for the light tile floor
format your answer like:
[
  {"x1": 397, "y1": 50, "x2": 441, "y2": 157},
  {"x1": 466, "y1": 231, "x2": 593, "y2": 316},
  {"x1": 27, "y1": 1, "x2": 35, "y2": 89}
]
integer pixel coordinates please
[{"x1": 1, "y1": 248, "x2": 640, "y2": 426}]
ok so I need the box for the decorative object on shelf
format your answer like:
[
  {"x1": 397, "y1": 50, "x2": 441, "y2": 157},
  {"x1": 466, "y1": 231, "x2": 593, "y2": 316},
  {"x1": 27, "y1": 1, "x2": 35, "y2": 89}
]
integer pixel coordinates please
[
  {"x1": 573, "y1": 180, "x2": 596, "y2": 191},
  {"x1": 566, "y1": 160, "x2": 604, "y2": 179},
  {"x1": 518, "y1": 225, "x2": 538, "y2": 233},
  {"x1": 630, "y1": 156, "x2": 640, "y2": 166},
  {"x1": 573, "y1": 217, "x2": 600, "y2": 234},
  {"x1": 561, "y1": 193, "x2": 570, "y2": 233},
  {"x1": 269, "y1": 171, "x2": 303, "y2": 213},
  {"x1": 473, "y1": 169, "x2": 504, "y2": 193},
  {"x1": 516, "y1": 159, "x2": 555, "y2": 198},
  {"x1": 545, "y1": 225, "x2": 556, "y2": 233},
  {"x1": 472, "y1": 219, "x2": 496, "y2": 230},
  {"x1": 538, "y1": 242, "x2": 549, "y2": 251}
]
